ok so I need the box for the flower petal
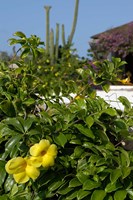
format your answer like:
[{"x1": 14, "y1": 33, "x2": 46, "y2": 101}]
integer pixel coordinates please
[
  {"x1": 26, "y1": 165, "x2": 40, "y2": 180},
  {"x1": 30, "y1": 139, "x2": 50, "y2": 157},
  {"x1": 47, "y1": 144, "x2": 58, "y2": 157},
  {"x1": 39, "y1": 139, "x2": 50, "y2": 151},
  {"x1": 29, "y1": 156, "x2": 42, "y2": 168},
  {"x1": 30, "y1": 143, "x2": 40, "y2": 157},
  {"x1": 13, "y1": 172, "x2": 29, "y2": 184},
  {"x1": 5, "y1": 157, "x2": 26, "y2": 174},
  {"x1": 42, "y1": 154, "x2": 55, "y2": 168}
]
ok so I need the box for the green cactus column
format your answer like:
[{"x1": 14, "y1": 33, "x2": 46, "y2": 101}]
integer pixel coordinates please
[
  {"x1": 55, "y1": 23, "x2": 59, "y2": 60},
  {"x1": 44, "y1": 6, "x2": 51, "y2": 55},
  {"x1": 68, "y1": 0, "x2": 79, "y2": 45},
  {"x1": 50, "y1": 29, "x2": 54, "y2": 64}
]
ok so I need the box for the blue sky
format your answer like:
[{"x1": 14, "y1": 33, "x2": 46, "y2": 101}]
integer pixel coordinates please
[{"x1": 0, "y1": 0, "x2": 133, "y2": 57}]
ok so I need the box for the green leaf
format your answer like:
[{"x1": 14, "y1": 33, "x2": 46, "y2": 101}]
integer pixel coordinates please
[
  {"x1": 0, "y1": 100, "x2": 16, "y2": 117},
  {"x1": 69, "y1": 177, "x2": 82, "y2": 188},
  {"x1": 102, "y1": 83, "x2": 110, "y2": 92},
  {"x1": 3, "y1": 118, "x2": 24, "y2": 133},
  {"x1": 74, "y1": 124, "x2": 95, "y2": 139},
  {"x1": 8, "y1": 38, "x2": 18, "y2": 45},
  {"x1": 4, "y1": 175, "x2": 14, "y2": 193},
  {"x1": 76, "y1": 172, "x2": 89, "y2": 184},
  {"x1": 118, "y1": 96, "x2": 131, "y2": 111},
  {"x1": 114, "y1": 190, "x2": 127, "y2": 200},
  {"x1": 21, "y1": 48, "x2": 30, "y2": 59},
  {"x1": 83, "y1": 179, "x2": 101, "y2": 190},
  {"x1": 120, "y1": 148, "x2": 130, "y2": 167},
  {"x1": 86, "y1": 116, "x2": 94, "y2": 128},
  {"x1": 105, "y1": 182, "x2": 122, "y2": 193},
  {"x1": 114, "y1": 119, "x2": 127, "y2": 132},
  {"x1": 0, "y1": 160, "x2": 6, "y2": 187},
  {"x1": 66, "y1": 190, "x2": 78, "y2": 200},
  {"x1": 77, "y1": 189, "x2": 90, "y2": 200},
  {"x1": 91, "y1": 190, "x2": 106, "y2": 200},
  {"x1": 103, "y1": 108, "x2": 117, "y2": 116},
  {"x1": 73, "y1": 146, "x2": 84, "y2": 158},
  {"x1": 23, "y1": 117, "x2": 35, "y2": 132},
  {"x1": 121, "y1": 167, "x2": 131, "y2": 179},
  {"x1": 13, "y1": 31, "x2": 26, "y2": 38},
  {"x1": 48, "y1": 180, "x2": 65, "y2": 192},
  {"x1": 95, "y1": 129, "x2": 109, "y2": 142},
  {"x1": 75, "y1": 98, "x2": 87, "y2": 110},
  {"x1": 10, "y1": 184, "x2": 18, "y2": 196},
  {"x1": 54, "y1": 133, "x2": 67, "y2": 147},
  {"x1": 2, "y1": 135, "x2": 22, "y2": 159},
  {"x1": 57, "y1": 182, "x2": 73, "y2": 195},
  {"x1": 110, "y1": 168, "x2": 122, "y2": 184}
]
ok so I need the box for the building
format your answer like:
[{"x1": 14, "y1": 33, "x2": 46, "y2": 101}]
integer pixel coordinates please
[{"x1": 89, "y1": 21, "x2": 133, "y2": 82}]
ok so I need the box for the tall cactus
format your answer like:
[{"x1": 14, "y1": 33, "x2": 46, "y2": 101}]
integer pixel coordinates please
[
  {"x1": 68, "y1": 0, "x2": 79, "y2": 45},
  {"x1": 55, "y1": 23, "x2": 59, "y2": 60},
  {"x1": 49, "y1": 29, "x2": 54, "y2": 64},
  {"x1": 61, "y1": 24, "x2": 66, "y2": 47},
  {"x1": 44, "y1": 6, "x2": 51, "y2": 55},
  {"x1": 44, "y1": 0, "x2": 80, "y2": 62}
]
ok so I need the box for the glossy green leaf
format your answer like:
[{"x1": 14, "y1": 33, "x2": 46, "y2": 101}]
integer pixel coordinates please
[
  {"x1": 83, "y1": 179, "x2": 101, "y2": 190},
  {"x1": 57, "y1": 182, "x2": 73, "y2": 195},
  {"x1": 102, "y1": 83, "x2": 110, "y2": 92},
  {"x1": 66, "y1": 190, "x2": 78, "y2": 200},
  {"x1": 76, "y1": 172, "x2": 89, "y2": 184},
  {"x1": 2, "y1": 134, "x2": 22, "y2": 159},
  {"x1": 110, "y1": 168, "x2": 122, "y2": 184},
  {"x1": 8, "y1": 38, "x2": 18, "y2": 45},
  {"x1": 91, "y1": 190, "x2": 106, "y2": 200},
  {"x1": 86, "y1": 116, "x2": 94, "y2": 128},
  {"x1": 4, "y1": 175, "x2": 14, "y2": 193},
  {"x1": 103, "y1": 108, "x2": 117, "y2": 116},
  {"x1": 21, "y1": 48, "x2": 30, "y2": 59},
  {"x1": 77, "y1": 189, "x2": 90, "y2": 200},
  {"x1": 54, "y1": 133, "x2": 67, "y2": 147},
  {"x1": 121, "y1": 167, "x2": 131, "y2": 179},
  {"x1": 3, "y1": 118, "x2": 24, "y2": 133},
  {"x1": 105, "y1": 181, "x2": 122, "y2": 193},
  {"x1": 73, "y1": 146, "x2": 84, "y2": 158},
  {"x1": 114, "y1": 119, "x2": 127, "y2": 131},
  {"x1": 114, "y1": 190, "x2": 127, "y2": 200},
  {"x1": 69, "y1": 177, "x2": 82, "y2": 188},
  {"x1": 13, "y1": 31, "x2": 26, "y2": 38},
  {"x1": 120, "y1": 148, "x2": 130, "y2": 167},
  {"x1": 0, "y1": 160, "x2": 6, "y2": 187},
  {"x1": 75, "y1": 98, "x2": 87, "y2": 110},
  {"x1": 48, "y1": 180, "x2": 65, "y2": 192},
  {"x1": 10, "y1": 184, "x2": 18, "y2": 196},
  {"x1": 74, "y1": 124, "x2": 95, "y2": 139},
  {"x1": 118, "y1": 96, "x2": 131, "y2": 111},
  {"x1": 0, "y1": 100, "x2": 16, "y2": 117},
  {"x1": 23, "y1": 117, "x2": 35, "y2": 132}
]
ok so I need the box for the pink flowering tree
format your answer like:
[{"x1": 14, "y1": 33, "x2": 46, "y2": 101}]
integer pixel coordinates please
[{"x1": 90, "y1": 22, "x2": 133, "y2": 59}]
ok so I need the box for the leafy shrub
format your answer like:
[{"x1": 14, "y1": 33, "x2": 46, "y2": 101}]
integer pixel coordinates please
[{"x1": 0, "y1": 32, "x2": 133, "y2": 200}]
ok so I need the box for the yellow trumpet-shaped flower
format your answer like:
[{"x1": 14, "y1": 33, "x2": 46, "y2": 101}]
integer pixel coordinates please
[
  {"x1": 30, "y1": 139, "x2": 58, "y2": 168},
  {"x1": 5, "y1": 157, "x2": 40, "y2": 184}
]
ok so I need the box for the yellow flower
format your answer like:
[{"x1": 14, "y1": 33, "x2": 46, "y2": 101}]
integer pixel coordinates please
[
  {"x1": 30, "y1": 139, "x2": 58, "y2": 168},
  {"x1": 5, "y1": 157, "x2": 40, "y2": 184}
]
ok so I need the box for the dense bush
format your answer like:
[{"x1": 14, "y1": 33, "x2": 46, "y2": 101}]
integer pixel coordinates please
[{"x1": 0, "y1": 32, "x2": 133, "y2": 200}]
